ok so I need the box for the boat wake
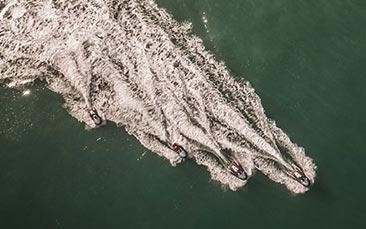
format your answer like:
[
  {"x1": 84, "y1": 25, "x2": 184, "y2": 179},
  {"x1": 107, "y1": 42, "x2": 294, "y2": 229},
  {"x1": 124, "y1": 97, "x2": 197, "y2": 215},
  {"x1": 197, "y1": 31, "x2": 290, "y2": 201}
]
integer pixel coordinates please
[{"x1": 0, "y1": 0, "x2": 316, "y2": 193}]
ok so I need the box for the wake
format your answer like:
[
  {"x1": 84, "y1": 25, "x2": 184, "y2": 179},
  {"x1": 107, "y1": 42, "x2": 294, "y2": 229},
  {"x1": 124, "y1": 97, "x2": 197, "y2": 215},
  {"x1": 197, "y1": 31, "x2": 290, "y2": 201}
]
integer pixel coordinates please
[{"x1": 0, "y1": 0, "x2": 316, "y2": 193}]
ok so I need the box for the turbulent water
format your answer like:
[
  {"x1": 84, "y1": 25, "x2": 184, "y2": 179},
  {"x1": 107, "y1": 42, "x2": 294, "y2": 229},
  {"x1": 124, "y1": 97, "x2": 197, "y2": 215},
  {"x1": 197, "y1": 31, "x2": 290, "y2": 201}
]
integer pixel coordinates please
[{"x1": 0, "y1": 0, "x2": 316, "y2": 193}]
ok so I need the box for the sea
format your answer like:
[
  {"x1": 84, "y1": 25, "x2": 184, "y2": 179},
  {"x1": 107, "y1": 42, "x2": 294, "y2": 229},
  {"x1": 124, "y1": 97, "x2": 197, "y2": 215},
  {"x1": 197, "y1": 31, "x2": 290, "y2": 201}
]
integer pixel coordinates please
[{"x1": 0, "y1": 0, "x2": 365, "y2": 228}]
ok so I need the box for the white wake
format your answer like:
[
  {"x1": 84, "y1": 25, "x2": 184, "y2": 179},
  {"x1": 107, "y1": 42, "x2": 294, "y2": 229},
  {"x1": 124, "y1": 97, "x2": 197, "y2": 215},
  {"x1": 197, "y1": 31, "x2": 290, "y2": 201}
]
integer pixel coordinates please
[{"x1": 0, "y1": 0, "x2": 316, "y2": 193}]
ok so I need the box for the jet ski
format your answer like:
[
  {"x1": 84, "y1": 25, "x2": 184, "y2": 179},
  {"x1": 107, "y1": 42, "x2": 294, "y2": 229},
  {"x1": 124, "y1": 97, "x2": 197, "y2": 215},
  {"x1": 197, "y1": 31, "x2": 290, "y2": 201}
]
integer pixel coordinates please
[
  {"x1": 228, "y1": 160, "x2": 248, "y2": 181},
  {"x1": 288, "y1": 163, "x2": 311, "y2": 187},
  {"x1": 293, "y1": 169, "x2": 311, "y2": 187},
  {"x1": 89, "y1": 109, "x2": 103, "y2": 126},
  {"x1": 172, "y1": 143, "x2": 188, "y2": 158}
]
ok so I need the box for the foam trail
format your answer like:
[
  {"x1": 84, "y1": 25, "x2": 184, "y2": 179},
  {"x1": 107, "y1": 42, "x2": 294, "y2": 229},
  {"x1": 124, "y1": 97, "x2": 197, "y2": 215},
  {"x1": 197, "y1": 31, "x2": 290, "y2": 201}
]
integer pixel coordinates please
[{"x1": 0, "y1": 0, "x2": 316, "y2": 193}]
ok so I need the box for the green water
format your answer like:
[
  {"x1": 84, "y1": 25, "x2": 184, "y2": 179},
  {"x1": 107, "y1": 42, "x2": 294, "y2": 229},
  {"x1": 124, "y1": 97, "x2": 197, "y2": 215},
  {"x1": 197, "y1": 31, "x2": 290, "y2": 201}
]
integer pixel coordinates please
[{"x1": 1, "y1": 0, "x2": 366, "y2": 228}]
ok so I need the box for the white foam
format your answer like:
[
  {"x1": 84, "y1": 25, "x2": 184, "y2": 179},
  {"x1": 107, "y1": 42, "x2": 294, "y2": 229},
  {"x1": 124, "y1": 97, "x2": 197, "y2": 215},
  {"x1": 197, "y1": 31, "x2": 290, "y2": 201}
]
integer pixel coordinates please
[
  {"x1": 22, "y1": 89, "x2": 31, "y2": 96},
  {"x1": 0, "y1": 0, "x2": 316, "y2": 194}
]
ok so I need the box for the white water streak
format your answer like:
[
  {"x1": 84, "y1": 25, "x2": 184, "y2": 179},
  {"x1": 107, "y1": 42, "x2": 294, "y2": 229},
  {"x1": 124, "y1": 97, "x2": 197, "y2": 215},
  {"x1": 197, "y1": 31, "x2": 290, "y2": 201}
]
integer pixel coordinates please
[{"x1": 0, "y1": 0, "x2": 316, "y2": 194}]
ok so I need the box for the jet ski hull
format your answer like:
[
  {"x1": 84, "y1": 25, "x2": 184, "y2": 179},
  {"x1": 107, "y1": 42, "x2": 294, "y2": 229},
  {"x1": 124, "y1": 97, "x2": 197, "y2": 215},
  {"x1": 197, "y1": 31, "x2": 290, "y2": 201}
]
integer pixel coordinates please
[
  {"x1": 89, "y1": 109, "x2": 104, "y2": 127},
  {"x1": 172, "y1": 143, "x2": 188, "y2": 158},
  {"x1": 228, "y1": 160, "x2": 248, "y2": 181}
]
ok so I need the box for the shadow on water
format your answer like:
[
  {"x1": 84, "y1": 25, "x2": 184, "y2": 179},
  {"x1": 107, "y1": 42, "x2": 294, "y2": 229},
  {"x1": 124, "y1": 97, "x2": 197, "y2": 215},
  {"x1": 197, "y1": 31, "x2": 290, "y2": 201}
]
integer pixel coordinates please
[{"x1": 308, "y1": 171, "x2": 335, "y2": 202}]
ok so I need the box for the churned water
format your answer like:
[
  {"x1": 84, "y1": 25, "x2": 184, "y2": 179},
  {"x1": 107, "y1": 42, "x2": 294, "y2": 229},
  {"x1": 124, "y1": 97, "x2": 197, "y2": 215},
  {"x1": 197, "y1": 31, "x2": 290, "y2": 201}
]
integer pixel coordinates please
[{"x1": 0, "y1": 0, "x2": 365, "y2": 228}]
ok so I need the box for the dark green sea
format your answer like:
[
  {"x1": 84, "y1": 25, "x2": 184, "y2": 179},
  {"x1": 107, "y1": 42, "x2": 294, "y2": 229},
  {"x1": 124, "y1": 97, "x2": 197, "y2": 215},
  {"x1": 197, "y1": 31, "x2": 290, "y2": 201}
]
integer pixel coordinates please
[{"x1": 1, "y1": 0, "x2": 366, "y2": 228}]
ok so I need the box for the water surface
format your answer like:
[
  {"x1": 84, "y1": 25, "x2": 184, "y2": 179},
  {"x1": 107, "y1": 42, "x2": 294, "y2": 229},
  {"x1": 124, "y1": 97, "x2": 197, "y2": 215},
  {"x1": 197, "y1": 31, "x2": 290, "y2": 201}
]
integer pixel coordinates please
[{"x1": 1, "y1": 0, "x2": 365, "y2": 228}]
